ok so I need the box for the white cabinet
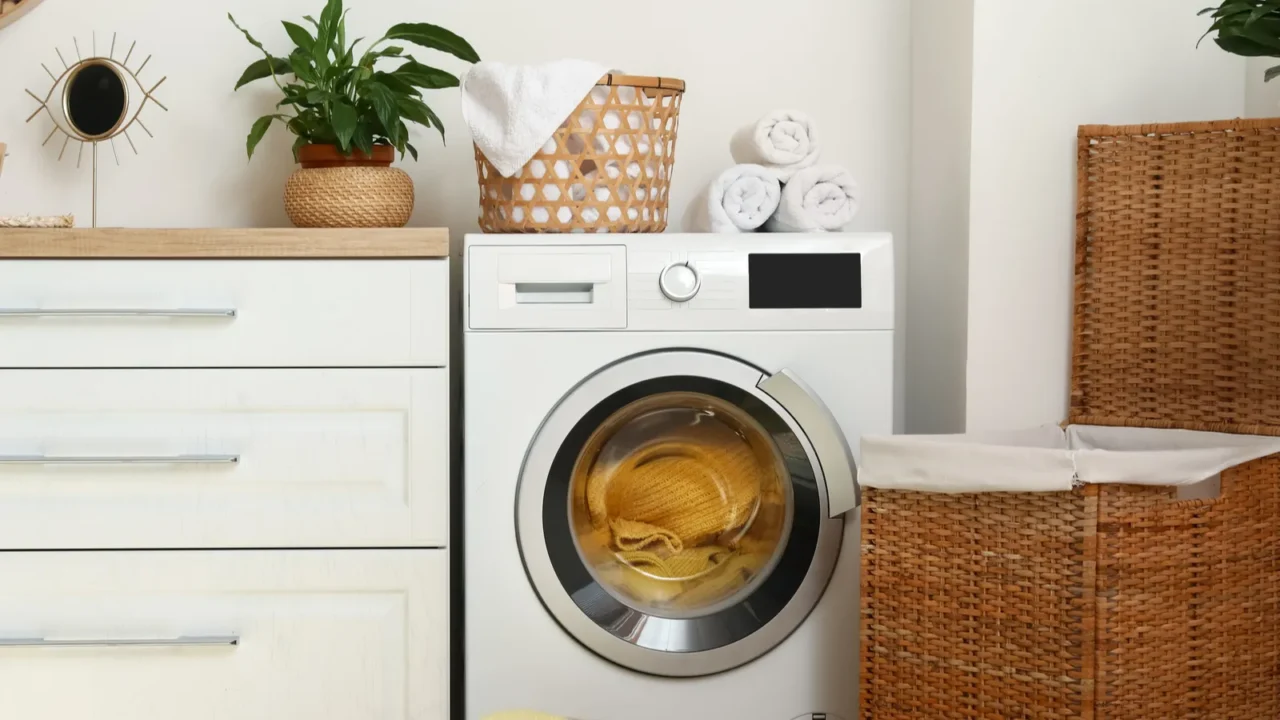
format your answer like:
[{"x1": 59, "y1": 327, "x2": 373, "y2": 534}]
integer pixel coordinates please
[
  {"x1": 0, "y1": 260, "x2": 448, "y2": 368},
  {"x1": 0, "y1": 230, "x2": 453, "y2": 719},
  {"x1": 0, "y1": 368, "x2": 448, "y2": 549},
  {"x1": 0, "y1": 550, "x2": 448, "y2": 720}
]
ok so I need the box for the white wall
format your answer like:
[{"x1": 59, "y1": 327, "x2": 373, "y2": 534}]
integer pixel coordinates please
[
  {"x1": 906, "y1": 0, "x2": 972, "y2": 434},
  {"x1": 0, "y1": 0, "x2": 912, "y2": 424},
  {"x1": 0, "y1": 0, "x2": 910, "y2": 241},
  {"x1": 965, "y1": 0, "x2": 1246, "y2": 431},
  {"x1": 1246, "y1": 57, "x2": 1280, "y2": 117}
]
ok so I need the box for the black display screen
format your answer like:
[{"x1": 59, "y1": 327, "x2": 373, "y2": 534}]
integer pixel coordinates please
[{"x1": 748, "y1": 253, "x2": 862, "y2": 309}]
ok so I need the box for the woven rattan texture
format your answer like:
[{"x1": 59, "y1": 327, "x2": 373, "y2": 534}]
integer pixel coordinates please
[
  {"x1": 859, "y1": 489, "x2": 1094, "y2": 720},
  {"x1": 474, "y1": 79, "x2": 683, "y2": 233},
  {"x1": 284, "y1": 166, "x2": 414, "y2": 228},
  {"x1": 1094, "y1": 460, "x2": 1280, "y2": 719},
  {"x1": 1073, "y1": 119, "x2": 1280, "y2": 435},
  {"x1": 860, "y1": 118, "x2": 1280, "y2": 719}
]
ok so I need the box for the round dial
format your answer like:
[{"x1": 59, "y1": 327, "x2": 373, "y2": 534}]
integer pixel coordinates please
[{"x1": 659, "y1": 263, "x2": 701, "y2": 303}]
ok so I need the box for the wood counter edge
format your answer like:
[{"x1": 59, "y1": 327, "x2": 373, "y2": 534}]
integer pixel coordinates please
[{"x1": 0, "y1": 228, "x2": 450, "y2": 258}]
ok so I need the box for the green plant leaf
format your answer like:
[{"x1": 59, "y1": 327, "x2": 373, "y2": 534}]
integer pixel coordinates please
[
  {"x1": 229, "y1": 14, "x2": 268, "y2": 54},
  {"x1": 1233, "y1": 22, "x2": 1280, "y2": 51},
  {"x1": 282, "y1": 21, "x2": 315, "y2": 50},
  {"x1": 395, "y1": 120, "x2": 411, "y2": 154},
  {"x1": 372, "y1": 71, "x2": 421, "y2": 97},
  {"x1": 302, "y1": 14, "x2": 319, "y2": 29},
  {"x1": 289, "y1": 48, "x2": 318, "y2": 84},
  {"x1": 246, "y1": 114, "x2": 277, "y2": 160},
  {"x1": 361, "y1": 45, "x2": 405, "y2": 68},
  {"x1": 384, "y1": 22, "x2": 480, "y2": 63},
  {"x1": 331, "y1": 100, "x2": 358, "y2": 152},
  {"x1": 396, "y1": 96, "x2": 432, "y2": 127},
  {"x1": 1216, "y1": 33, "x2": 1280, "y2": 56},
  {"x1": 306, "y1": 88, "x2": 334, "y2": 104},
  {"x1": 1266, "y1": 63, "x2": 1280, "y2": 81},
  {"x1": 394, "y1": 61, "x2": 460, "y2": 89},
  {"x1": 422, "y1": 103, "x2": 445, "y2": 143},
  {"x1": 353, "y1": 121, "x2": 374, "y2": 157},
  {"x1": 1248, "y1": 0, "x2": 1280, "y2": 25},
  {"x1": 234, "y1": 56, "x2": 293, "y2": 90},
  {"x1": 341, "y1": 37, "x2": 364, "y2": 67},
  {"x1": 336, "y1": 9, "x2": 350, "y2": 57},
  {"x1": 406, "y1": 142, "x2": 419, "y2": 162},
  {"x1": 292, "y1": 135, "x2": 309, "y2": 162},
  {"x1": 366, "y1": 81, "x2": 402, "y2": 145},
  {"x1": 317, "y1": 0, "x2": 343, "y2": 51}
]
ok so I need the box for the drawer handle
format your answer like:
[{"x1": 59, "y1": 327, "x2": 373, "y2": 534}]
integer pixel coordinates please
[
  {"x1": 0, "y1": 454, "x2": 240, "y2": 465},
  {"x1": 0, "y1": 636, "x2": 240, "y2": 648},
  {"x1": 0, "y1": 308, "x2": 237, "y2": 319}
]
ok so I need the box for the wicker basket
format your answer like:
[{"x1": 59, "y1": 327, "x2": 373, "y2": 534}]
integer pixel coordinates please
[
  {"x1": 859, "y1": 118, "x2": 1280, "y2": 719},
  {"x1": 284, "y1": 166, "x2": 414, "y2": 228},
  {"x1": 474, "y1": 74, "x2": 684, "y2": 233}
]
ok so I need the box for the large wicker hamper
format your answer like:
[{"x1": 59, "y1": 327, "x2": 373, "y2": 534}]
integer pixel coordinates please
[{"x1": 859, "y1": 118, "x2": 1280, "y2": 719}]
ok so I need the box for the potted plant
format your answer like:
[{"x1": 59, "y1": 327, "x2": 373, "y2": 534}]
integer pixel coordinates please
[
  {"x1": 230, "y1": 0, "x2": 479, "y2": 228},
  {"x1": 1200, "y1": 1, "x2": 1280, "y2": 81}
]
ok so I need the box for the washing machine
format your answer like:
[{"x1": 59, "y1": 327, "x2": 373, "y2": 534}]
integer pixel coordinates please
[{"x1": 463, "y1": 233, "x2": 894, "y2": 720}]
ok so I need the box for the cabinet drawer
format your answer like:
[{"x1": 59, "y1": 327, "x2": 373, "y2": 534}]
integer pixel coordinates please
[
  {"x1": 0, "y1": 550, "x2": 447, "y2": 720},
  {"x1": 0, "y1": 369, "x2": 447, "y2": 549},
  {"x1": 0, "y1": 260, "x2": 446, "y2": 367}
]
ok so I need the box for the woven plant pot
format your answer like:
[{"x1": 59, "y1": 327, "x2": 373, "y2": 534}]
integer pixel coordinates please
[
  {"x1": 284, "y1": 144, "x2": 414, "y2": 228},
  {"x1": 474, "y1": 74, "x2": 684, "y2": 233}
]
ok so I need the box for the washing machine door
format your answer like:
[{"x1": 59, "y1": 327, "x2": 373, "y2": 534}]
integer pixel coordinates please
[{"x1": 517, "y1": 349, "x2": 859, "y2": 678}]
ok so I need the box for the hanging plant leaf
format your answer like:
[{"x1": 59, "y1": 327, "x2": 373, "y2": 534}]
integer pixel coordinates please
[{"x1": 384, "y1": 22, "x2": 480, "y2": 63}]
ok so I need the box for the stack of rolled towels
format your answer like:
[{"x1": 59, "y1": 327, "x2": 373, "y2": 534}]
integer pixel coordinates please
[{"x1": 698, "y1": 110, "x2": 860, "y2": 233}]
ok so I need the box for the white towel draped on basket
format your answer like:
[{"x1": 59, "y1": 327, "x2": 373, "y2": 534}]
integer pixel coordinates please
[
  {"x1": 460, "y1": 59, "x2": 609, "y2": 178},
  {"x1": 764, "y1": 165, "x2": 860, "y2": 232},
  {"x1": 730, "y1": 109, "x2": 820, "y2": 182}
]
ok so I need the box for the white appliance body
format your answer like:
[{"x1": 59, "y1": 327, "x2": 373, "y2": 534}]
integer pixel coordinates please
[{"x1": 464, "y1": 234, "x2": 894, "y2": 720}]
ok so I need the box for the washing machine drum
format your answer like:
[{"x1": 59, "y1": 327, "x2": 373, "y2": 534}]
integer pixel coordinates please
[{"x1": 517, "y1": 351, "x2": 856, "y2": 678}]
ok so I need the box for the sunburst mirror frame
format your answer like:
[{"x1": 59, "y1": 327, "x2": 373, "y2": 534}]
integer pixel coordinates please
[{"x1": 24, "y1": 32, "x2": 167, "y2": 227}]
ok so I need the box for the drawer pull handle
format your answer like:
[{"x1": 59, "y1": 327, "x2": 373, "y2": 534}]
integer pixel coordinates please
[
  {"x1": 0, "y1": 308, "x2": 237, "y2": 319},
  {"x1": 0, "y1": 636, "x2": 240, "y2": 648},
  {"x1": 0, "y1": 454, "x2": 240, "y2": 465}
]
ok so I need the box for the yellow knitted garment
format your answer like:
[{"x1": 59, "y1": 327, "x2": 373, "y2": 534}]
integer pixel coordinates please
[
  {"x1": 585, "y1": 423, "x2": 766, "y2": 555},
  {"x1": 573, "y1": 393, "x2": 789, "y2": 611}
]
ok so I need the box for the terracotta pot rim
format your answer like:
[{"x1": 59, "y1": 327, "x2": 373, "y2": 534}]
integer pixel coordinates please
[{"x1": 297, "y1": 143, "x2": 395, "y2": 169}]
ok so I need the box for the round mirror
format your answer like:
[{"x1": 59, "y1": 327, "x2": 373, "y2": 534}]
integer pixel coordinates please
[
  {"x1": 0, "y1": 0, "x2": 47, "y2": 31},
  {"x1": 63, "y1": 61, "x2": 129, "y2": 139}
]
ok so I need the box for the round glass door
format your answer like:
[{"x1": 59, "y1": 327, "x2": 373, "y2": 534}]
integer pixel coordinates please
[{"x1": 517, "y1": 350, "x2": 847, "y2": 678}]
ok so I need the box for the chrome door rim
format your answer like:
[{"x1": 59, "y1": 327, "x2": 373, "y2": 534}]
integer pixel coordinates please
[{"x1": 517, "y1": 350, "x2": 845, "y2": 677}]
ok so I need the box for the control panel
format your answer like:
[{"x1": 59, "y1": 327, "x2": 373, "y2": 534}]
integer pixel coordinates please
[{"x1": 466, "y1": 233, "x2": 894, "y2": 332}]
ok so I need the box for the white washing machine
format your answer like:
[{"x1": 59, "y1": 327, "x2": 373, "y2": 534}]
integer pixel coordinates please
[{"x1": 463, "y1": 233, "x2": 894, "y2": 720}]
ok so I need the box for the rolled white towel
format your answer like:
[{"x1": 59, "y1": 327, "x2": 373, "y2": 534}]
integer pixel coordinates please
[
  {"x1": 730, "y1": 110, "x2": 820, "y2": 182},
  {"x1": 699, "y1": 164, "x2": 782, "y2": 233},
  {"x1": 764, "y1": 165, "x2": 860, "y2": 233}
]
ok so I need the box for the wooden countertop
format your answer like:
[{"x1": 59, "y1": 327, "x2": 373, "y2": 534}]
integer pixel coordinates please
[{"x1": 0, "y1": 228, "x2": 450, "y2": 258}]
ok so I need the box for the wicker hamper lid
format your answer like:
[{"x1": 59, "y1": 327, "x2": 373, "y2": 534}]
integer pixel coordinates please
[{"x1": 1071, "y1": 118, "x2": 1280, "y2": 436}]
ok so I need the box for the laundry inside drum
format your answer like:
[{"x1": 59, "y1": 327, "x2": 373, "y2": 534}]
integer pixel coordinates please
[{"x1": 570, "y1": 391, "x2": 793, "y2": 618}]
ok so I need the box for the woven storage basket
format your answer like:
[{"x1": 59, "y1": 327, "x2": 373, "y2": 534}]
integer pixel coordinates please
[
  {"x1": 860, "y1": 118, "x2": 1280, "y2": 719},
  {"x1": 284, "y1": 166, "x2": 414, "y2": 228},
  {"x1": 474, "y1": 74, "x2": 684, "y2": 233}
]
